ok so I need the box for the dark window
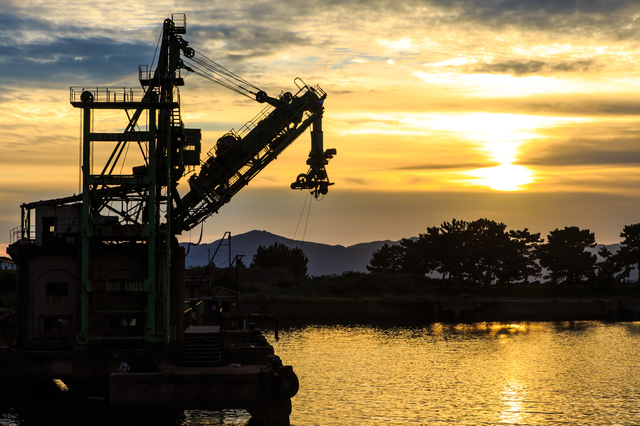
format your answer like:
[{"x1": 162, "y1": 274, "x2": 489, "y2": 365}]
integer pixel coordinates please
[
  {"x1": 41, "y1": 317, "x2": 72, "y2": 334},
  {"x1": 47, "y1": 282, "x2": 68, "y2": 297},
  {"x1": 106, "y1": 316, "x2": 142, "y2": 335},
  {"x1": 42, "y1": 217, "x2": 56, "y2": 241}
]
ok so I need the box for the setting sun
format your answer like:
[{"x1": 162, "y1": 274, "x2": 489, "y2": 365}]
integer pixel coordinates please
[{"x1": 466, "y1": 163, "x2": 535, "y2": 191}]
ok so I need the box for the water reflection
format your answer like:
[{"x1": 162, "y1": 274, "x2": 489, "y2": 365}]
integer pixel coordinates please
[
  {"x1": 499, "y1": 381, "x2": 526, "y2": 425},
  {"x1": 0, "y1": 407, "x2": 252, "y2": 426},
  {"x1": 181, "y1": 410, "x2": 251, "y2": 426},
  {"x1": 430, "y1": 321, "x2": 535, "y2": 337},
  {"x1": 266, "y1": 321, "x2": 640, "y2": 426}
]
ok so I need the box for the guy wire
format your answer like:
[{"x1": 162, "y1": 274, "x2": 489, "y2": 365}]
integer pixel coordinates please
[
  {"x1": 292, "y1": 192, "x2": 310, "y2": 247},
  {"x1": 300, "y1": 193, "x2": 313, "y2": 250}
]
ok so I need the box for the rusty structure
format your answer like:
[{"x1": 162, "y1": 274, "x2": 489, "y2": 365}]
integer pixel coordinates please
[{"x1": 2, "y1": 14, "x2": 335, "y2": 425}]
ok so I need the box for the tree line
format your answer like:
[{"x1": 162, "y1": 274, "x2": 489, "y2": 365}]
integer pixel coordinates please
[
  {"x1": 250, "y1": 242, "x2": 309, "y2": 277},
  {"x1": 367, "y1": 219, "x2": 640, "y2": 287}
]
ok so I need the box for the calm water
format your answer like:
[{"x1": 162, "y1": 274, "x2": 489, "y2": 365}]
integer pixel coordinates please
[
  {"x1": 2, "y1": 321, "x2": 640, "y2": 425},
  {"x1": 268, "y1": 321, "x2": 640, "y2": 426}
]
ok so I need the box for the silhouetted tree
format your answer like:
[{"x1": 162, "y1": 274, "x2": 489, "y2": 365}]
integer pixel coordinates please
[
  {"x1": 366, "y1": 219, "x2": 640, "y2": 288},
  {"x1": 251, "y1": 242, "x2": 308, "y2": 276},
  {"x1": 464, "y1": 218, "x2": 512, "y2": 287},
  {"x1": 617, "y1": 223, "x2": 640, "y2": 286},
  {"x1": 595, "y1": 246, "x2": 628, "y2": 288},
  {"x1": 505, "y1": 228, "x2": 544, "y2": 284},
  {"x1": 407, "y1": 219, "x2": 521, "y2": 286},
  {"x1": 367, "y1": 243, "x2": 404, "y2": 274},
  {"x1": 397, "y1": 238, "x2": 423, "y2": 274},
  {"x1": 439, "y1": 219, "x2": 470, "y2": 285},
  {"x1": 537, "y1": 226, "x2": 597, "y2": 285},
  {"x1": 404, "y1": 227, "x2": 443, "y2": 276},
  {"x1": 234, "y1": 256, "x2": 247, "y2": 269}
]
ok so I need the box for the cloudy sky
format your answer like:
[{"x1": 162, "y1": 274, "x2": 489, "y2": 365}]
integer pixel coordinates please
[{"x1": 2, "y1": 0, "x2": 640, "y2": 251}]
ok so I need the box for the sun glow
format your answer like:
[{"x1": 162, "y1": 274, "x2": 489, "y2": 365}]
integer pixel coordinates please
[
  {"x1": 465, "y1": 163, "x2": 534, "y2": 191},
  {"x1": 378, "y1": 37, "x2": 419, "y2": 50},
  {"x1": 336, "y1": 112, "x2": 593, "y2": 191},
  {"x1": 399, "y1": 113, "x2": 590, "y2": 191},
  {"x1": 413, "y1": 71, "x2": 598, "y2": 97},
  {"x1": 401, "y1": 113, "x2": 586, "y2": 142}
]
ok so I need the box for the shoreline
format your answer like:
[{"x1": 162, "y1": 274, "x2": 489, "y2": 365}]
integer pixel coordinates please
[{"x1": 242, "y1": 297, "x2": 640, "y2": 324}]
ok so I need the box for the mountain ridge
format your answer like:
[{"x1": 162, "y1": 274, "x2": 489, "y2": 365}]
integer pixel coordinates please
[
  {"x1": 181, "y1": 230, "x2": 633, "y2": 279},
  {"x1": 181, "y1": 230, "x2": 396, "y2": 276}
]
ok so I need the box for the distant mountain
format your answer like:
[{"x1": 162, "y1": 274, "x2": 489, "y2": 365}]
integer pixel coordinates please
[
  {"x1": 181, "y1": 230, "x2": 396, "y2": 276},
  {"x1": 181, "y1": 232, "x2": 638, "y2": 281}
]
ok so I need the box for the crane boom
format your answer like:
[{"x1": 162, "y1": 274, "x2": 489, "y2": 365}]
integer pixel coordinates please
[{"x1": 174, "y1": 82, "x2": 334, "y2": 232}]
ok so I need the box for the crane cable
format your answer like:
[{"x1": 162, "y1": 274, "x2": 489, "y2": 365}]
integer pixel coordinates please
[
  {"x1": 148, "y1": 21, "x2": 262, "y2": 100},
  {"x1": 184, "y1": 222, "x2": 205, "y2": 257},
  {"x1": 300, "y1": 194, "x2": 312, "y2": 250},
  {"x1": 291, "y1": 192, "x2": 313, "y2": 250},
  {"x1": 182, "y1": 49, "x2": 262, "y2": 100},
  {"x1": 183, "y1": 61, "x2": 254, "y2": 100},
  {"x1": 193, "y1": 50, "x2": 260, "y2": 92},
  {"x1": 150, "y1": 27, "x2": 163, "y2": 75}
]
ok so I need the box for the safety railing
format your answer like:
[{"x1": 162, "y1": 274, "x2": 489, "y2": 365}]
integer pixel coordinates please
[
  {"x1": 294, "y1": 78, "x2": 326, "y2": 98},
  {"x1": 9, "y1": 226, "x2": 21, "y2": 244},
  {"x1": 69, "y1": 86, "x2": 152, "y2": 103},
  {"x1": 9, "y1": 225, "x2": 36, "y2": 244},
  {"x1": 171, "y1": 13, "x2": 187, "y2": 32},
  {"x1": 139, "y1": 65, "x2": 152, "y2": 83},
  {"x1": 236, "y1": 104, "x2": 274, "y2": 138}
]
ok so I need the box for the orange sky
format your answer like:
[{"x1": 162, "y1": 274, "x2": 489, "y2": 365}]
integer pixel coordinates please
[{"x1": 2, "y1": 0, "x2": 640, "y2": 250}]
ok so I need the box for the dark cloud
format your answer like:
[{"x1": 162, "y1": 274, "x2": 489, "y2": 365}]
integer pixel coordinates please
[
  {"x1": 522, "y1": 137, "x2": 640, "y2": 167},
  {"x1": 246, "y1": 0, "x2": 635, "y2": 20},
  {"x1": 438, "y1": 96, "x2": 640, "y2": 117},
  {"x1": 0, "y1": 36, "x2": 154, "y2": 84},
  {"x1": 0, "y1": 14, "x2": 56, "y2": 34},
  {"x1": 398, "y1": 162, "x2": 495, "y2": 170},
  {"x1": 189, "y1": 23, "x2": 314, "y2": 61},
  {"x1": 473, "y1": 59, "x2": 596, "y2": 76},
  {"x1": 3, "y1": 0, "x2": 636, "y2": 89},
  {"x1": 421, "y1": 0, "x2": 640, "y2": 38},
  {"x1": 343, "y1": 177, "x2": 368, "y2": 186},
  {"x1": 435, "y1": 0, "x2": 634, "y2": 16},
  {"x1": 0, "y1": 85, "x2": 12, "y2": 102},
  {"x1": 512, "y1": 99, "x2": 640, "y2": 116}
]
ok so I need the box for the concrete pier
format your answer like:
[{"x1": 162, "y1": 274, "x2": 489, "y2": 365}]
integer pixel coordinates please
[
  {"x1": 0, "y1": 326, "x2": 298, "y2": 426},
  {"x1": 110, "y1": 363, "x2": 295, "y2": 425}
]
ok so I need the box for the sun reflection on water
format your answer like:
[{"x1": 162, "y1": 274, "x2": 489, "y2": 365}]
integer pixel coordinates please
[
  {"x1": 499, "y1": 381, "x2": 527, "y2": 425},
  {"x1": 429, "y1": 321, "x2": 538, "y2": 337}
]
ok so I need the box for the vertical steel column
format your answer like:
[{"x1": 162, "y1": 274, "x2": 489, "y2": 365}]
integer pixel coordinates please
[
  {"x1": 310, "y1": 112, "x2": 324, "y2": 155},
  {"x1": 77, "y1": 105, "x2": 92, "y2": 345},
  {"x1": 146, "y1": 107, "x2": 157, "y2": 341},
  {"x1": 20, "y1": 207, "x2": 28, "y2": 240},
  {"x1": 162, "y1": 31, "x2": 181, "y2": 343},
  {"x1": 165, "y1": 120, "x2": 172, "y2": 342}
]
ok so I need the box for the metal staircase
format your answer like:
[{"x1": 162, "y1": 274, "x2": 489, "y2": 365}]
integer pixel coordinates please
[{"x1": 183, "y1": 326, "x2": 223, "y2": 366}]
